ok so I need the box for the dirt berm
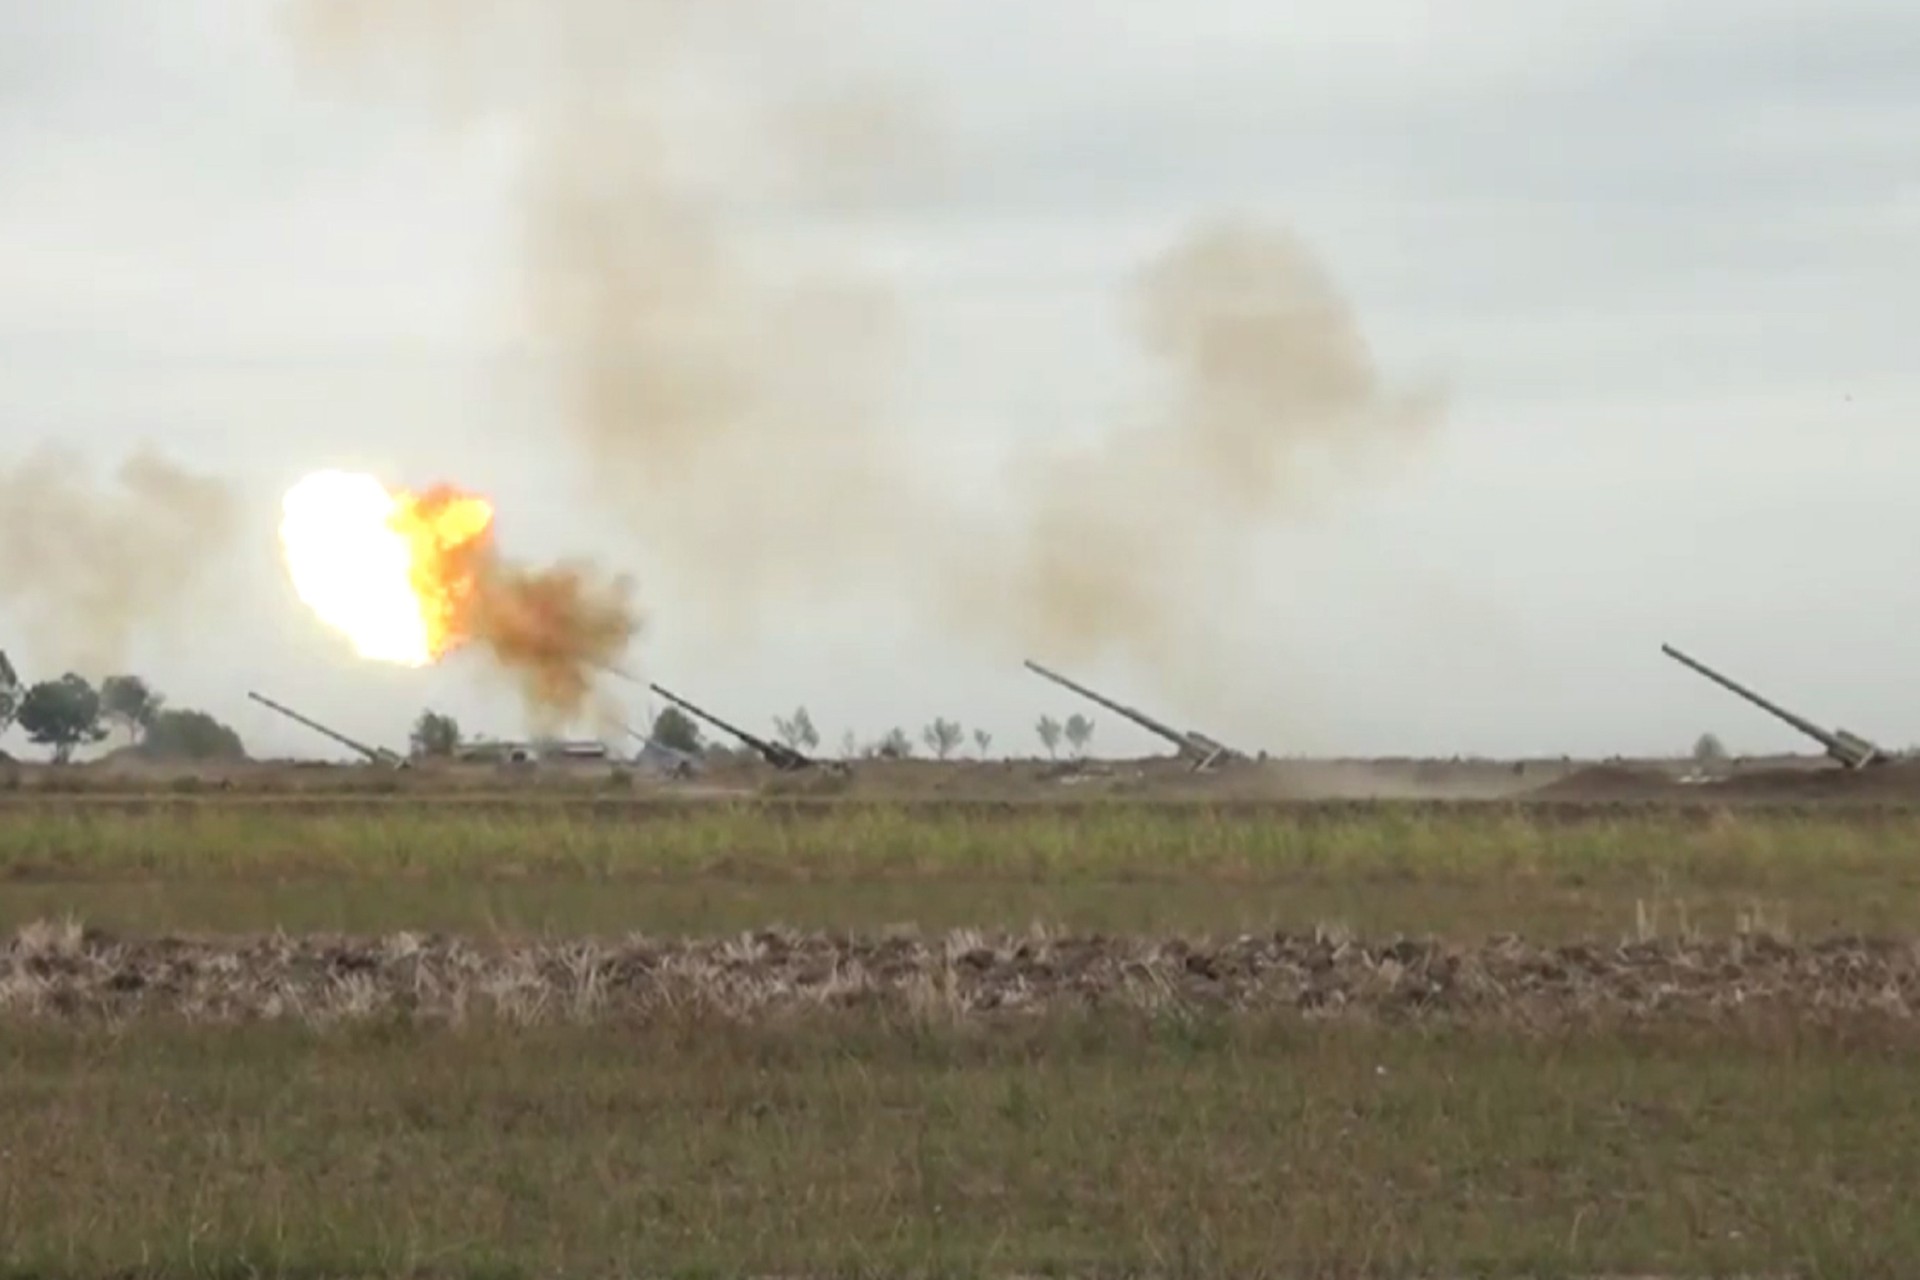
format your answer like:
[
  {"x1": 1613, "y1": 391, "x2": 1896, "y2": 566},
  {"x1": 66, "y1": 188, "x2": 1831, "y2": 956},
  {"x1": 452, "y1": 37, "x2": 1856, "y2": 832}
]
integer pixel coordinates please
[
  {"x1": 7, "y1": 921, "x2": 1920, "y2": 1030},
  {"x1": 1530, "y1": 763, "x2": 1678, "y2": 801},
  {"x1": 1534, "y1": 758, "x2": 1920, "y2": 804}
]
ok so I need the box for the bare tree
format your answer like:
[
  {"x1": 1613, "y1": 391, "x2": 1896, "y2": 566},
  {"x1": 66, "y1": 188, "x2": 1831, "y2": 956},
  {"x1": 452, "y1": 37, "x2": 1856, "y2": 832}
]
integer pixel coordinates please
[
  {"x1": 773, "y1": 707, "x2": 820, "y2": 753},
  {"x1": 1036, "y1": 714, "x2": 1062, "y2": 759},
  {"x1": 839, "y1": 729, "x2": 858, "y2": 760},
  {"x1": 922, "y1": 717, "x2": 964, "y2": 760},
  {"x1": 0, "y1": 649, "x2": 19, "y2": 741},
  {"x1": 973, "y1": 728, "x2": 992, "y2": 758},
  {"x1": 1063, "y1": 713, "x2": 1095, "y2": 759},
  {"x1": 876, "y1": 727, "x2": 914, "y2": 759}
]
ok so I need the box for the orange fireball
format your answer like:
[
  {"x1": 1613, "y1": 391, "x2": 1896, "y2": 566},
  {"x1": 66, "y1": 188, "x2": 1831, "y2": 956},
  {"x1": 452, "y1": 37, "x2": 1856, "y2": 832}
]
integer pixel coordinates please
[
  {"x1": 391, "y1": 483, "x2": 496, "y2": 657},
  {"x1": 280, "y1": 468, "x2": 642, "y2": 719}
]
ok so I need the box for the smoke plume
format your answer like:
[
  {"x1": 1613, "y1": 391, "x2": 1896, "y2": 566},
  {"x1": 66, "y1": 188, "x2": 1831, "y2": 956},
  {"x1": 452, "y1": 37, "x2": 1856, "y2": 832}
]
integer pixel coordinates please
[
  {"x1": 288, "y1": 0, "x2": 1442, "y2": 703},
  {"x1": 949, "y1": 222, "x2": 1440, "y2": 679},
  {"x1": 456, "y1": 549, "x2": 641, "y2": 724},
  {"x1": 460, "y1": 554, "x2": 640, "y2": 735},
  {"x1": 0, "y1": 446, "x2": 239, "y2": 676}
]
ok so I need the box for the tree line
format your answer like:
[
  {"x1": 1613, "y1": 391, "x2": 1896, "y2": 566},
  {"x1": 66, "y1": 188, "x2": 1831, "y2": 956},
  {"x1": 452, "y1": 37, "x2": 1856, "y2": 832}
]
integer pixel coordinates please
[
  {"x1": 402, "y1": 704, "x2": 1103, "y2": 764},
  {"x1": 654, "y1": 704, "x2": 1098, "y2": 762},
  {"x1": 0, "y1": 651, "x2": 245, "y2": 764}
]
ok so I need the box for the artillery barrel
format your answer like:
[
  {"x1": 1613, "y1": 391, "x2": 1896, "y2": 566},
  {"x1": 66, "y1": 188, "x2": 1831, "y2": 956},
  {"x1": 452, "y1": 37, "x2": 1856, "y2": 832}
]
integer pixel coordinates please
[
  {"x1": 247, "y1": 691, "x2": 400, "y2": 765},
  {"x1": 648, "y1": 683, "x2": 813, "y2": 770},
  {"x1": 1022, "y1": 659, "x2": 1232, "y2": 761},
  {"x1": 1659, "y1": 643, "x2": 1882, "y2": 767}
]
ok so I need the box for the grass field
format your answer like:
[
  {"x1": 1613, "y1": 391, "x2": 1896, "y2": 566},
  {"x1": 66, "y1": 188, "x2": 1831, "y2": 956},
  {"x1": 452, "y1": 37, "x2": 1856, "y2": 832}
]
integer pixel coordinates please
[
  {"x1": 4, "y1": 791, "x2": 1918, "y2": 1276},
  {"x1": 3, "y1": 798, "x2": 1920, "y2": 939},
  {"x1": 7, "y1": 1018, "x2": 1920, "y2": 1277}
]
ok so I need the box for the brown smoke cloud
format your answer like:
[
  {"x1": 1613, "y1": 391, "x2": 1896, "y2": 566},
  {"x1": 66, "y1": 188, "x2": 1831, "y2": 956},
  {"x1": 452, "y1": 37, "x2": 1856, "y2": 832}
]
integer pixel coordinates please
[
  {"x1": 467, "y1": 557, "x2": 640, "y2": 728},
  {"x1": 287, "y1": 0, "x2": 1442, "y2": 706},
  {"x1": 289, "y1": 0, "x2": 929, "y2": 634},
  {"x1": 388, "y1": 483, "x2": 640, "y2": 729},
  {"x1": 948, "y1": 222, "x2": 1441, "y2": 682},
  {"x1": 0, "y1": 446, "x2": 239, "y2": 677}
]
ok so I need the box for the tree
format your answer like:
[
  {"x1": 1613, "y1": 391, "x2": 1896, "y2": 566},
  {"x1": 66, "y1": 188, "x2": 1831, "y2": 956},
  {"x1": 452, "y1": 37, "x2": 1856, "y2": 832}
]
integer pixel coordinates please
[
  {"x1": 16, "y1": 673, "x2": 107, "y2": 764},
  {"x1": 921, "y1": 717, "x2": 963, "y2": 760},
  {"x1": 973, "y1": 728, "x2": 993, "y2": 758},
  {"x1": 0, "y1": 649, "x2": 19, "y2": 741},
  {"x1": 409, "y1": 710, "x2": 462, "y2": 759},
  {"x1": 100, "y1": 674, "x2": 163, "y2": 744},
  {"x1": 1692, "y1": 732, "x2": 1728, "y2": 765},
  {"x1": 773, "y1": 706, "x2": 820, "y2": 753},
  {"x1": 876, "y1": 727, "x2": 914, "y2": 759},
  {"x1": 652, "y1": 705, "x2": 703, "y2": 754},
  {"x1": 1063, "y1": 713, "x2": 1095, "y2": 759},
  {"x1": 142, "y1": 708, "x2": 246, "y2": 761},
  {"x1": 839, "y1": 729, "x2": 859, "y2": 761},
  {"x1": 1036, "y1": 714, "x2": 1062, "y2": 759}
]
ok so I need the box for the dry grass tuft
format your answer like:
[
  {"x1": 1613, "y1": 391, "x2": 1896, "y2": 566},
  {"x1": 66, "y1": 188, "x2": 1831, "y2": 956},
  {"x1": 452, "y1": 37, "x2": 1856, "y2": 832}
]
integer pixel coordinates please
[{"x1": 6, "y1": 920, "x2": 1916, "y2": 1029}]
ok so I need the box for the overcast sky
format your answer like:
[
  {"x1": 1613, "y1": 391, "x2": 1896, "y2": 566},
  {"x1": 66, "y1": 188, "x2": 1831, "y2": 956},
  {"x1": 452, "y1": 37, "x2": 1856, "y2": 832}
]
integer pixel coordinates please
[{"x1": 2, "y1": 0, "x2": 1917, "y2": 763}]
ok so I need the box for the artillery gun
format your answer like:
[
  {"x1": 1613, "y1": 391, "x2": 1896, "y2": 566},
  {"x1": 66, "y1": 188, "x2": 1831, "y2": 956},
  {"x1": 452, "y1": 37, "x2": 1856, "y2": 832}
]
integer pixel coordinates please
[
  {"x1": 1023, "y1": 659, "x2": 1244, "y2": 771},
  {"x1": 247, "y1": 691, "x2": 408, "y2": 768},
  {"x1": 1659, "y1": 643, "x2": 1889, "y2": 770},
  {"x1": 647, "y1": 683, "x2": 818, "y2": 772}
]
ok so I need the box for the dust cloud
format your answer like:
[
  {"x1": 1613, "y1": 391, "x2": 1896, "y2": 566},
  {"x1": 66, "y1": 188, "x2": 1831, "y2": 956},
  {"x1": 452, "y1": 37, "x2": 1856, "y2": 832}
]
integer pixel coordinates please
[
  {"x1": 519, "y1": 108, "x2": 918, "y2": 630},
  {"x1": 0, "y1": 447, "x2": 239, "y2": 677},
  {"x1": 286, "y1": 0, "x2": 1443, "y2": 707},
  {"x1": 288, "y1": 0, "x2": 933, "y2": 635},
  {"x1": 951, "y1": 223, "x2": 1440, "y2": 686}
]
